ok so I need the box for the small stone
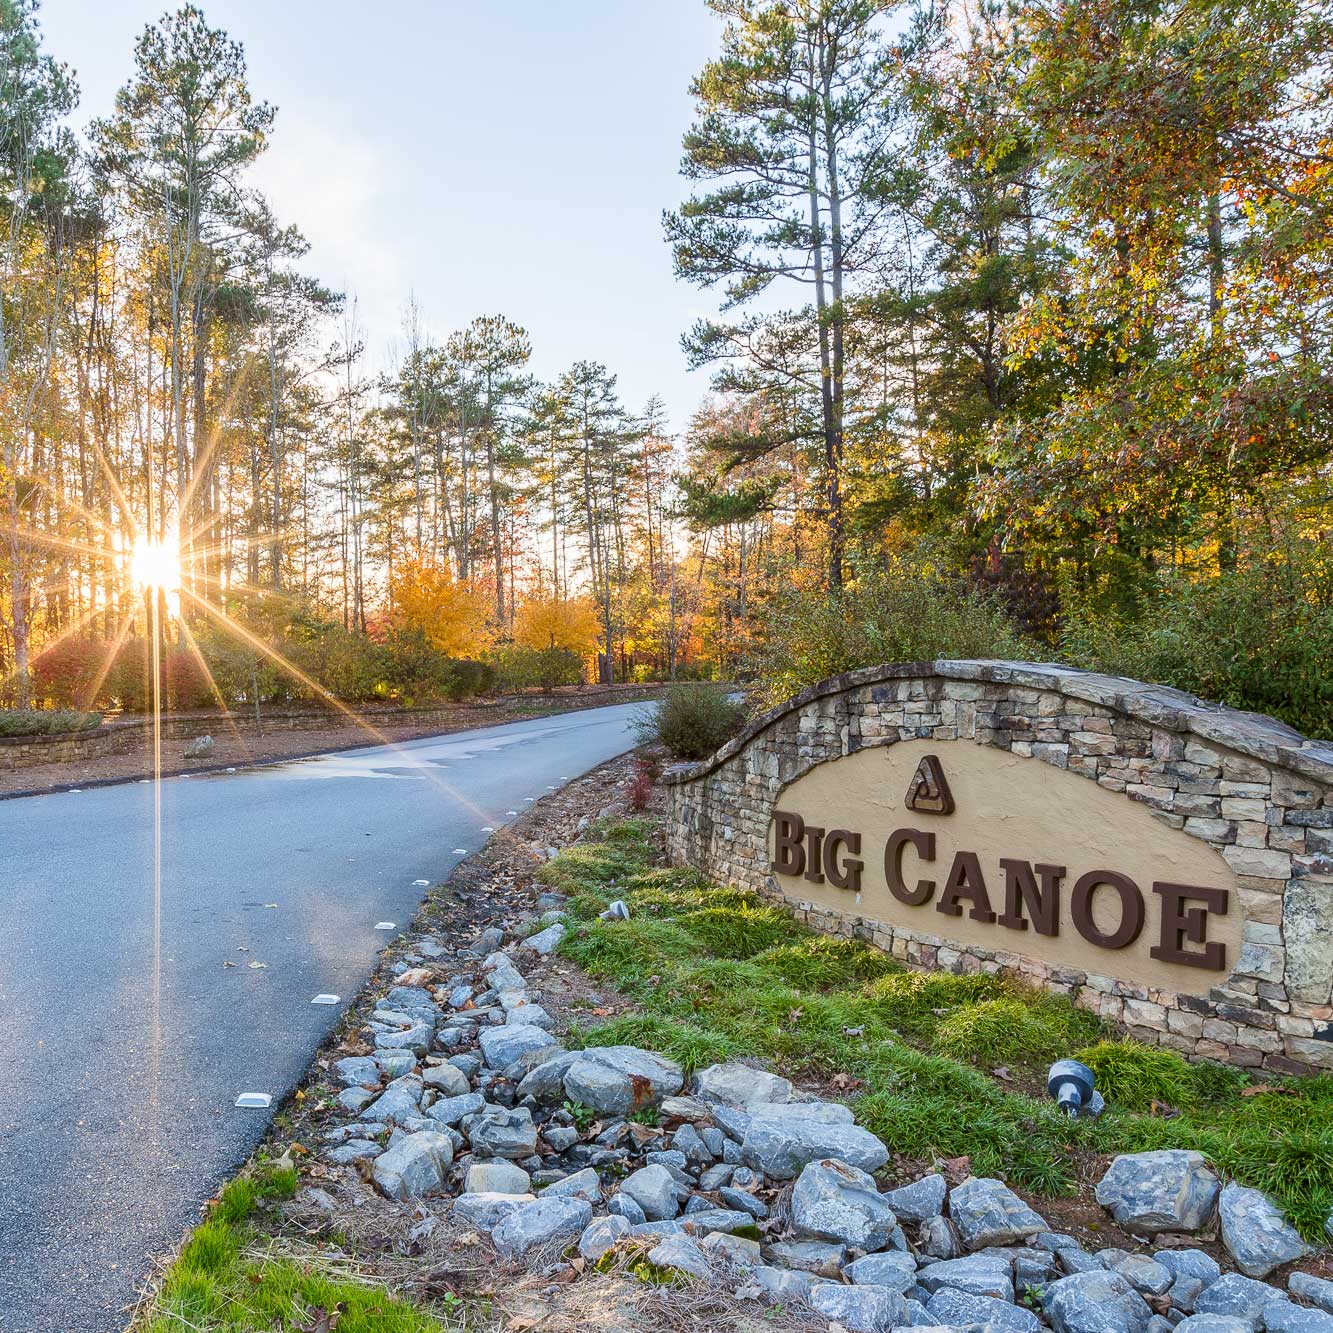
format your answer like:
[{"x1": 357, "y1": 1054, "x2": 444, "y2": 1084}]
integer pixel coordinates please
[
  {"x1": 1095, "y1": 1151, "x2": 1221, "y2": 1235},
  {"x1": 1107, "y1": 1252, "x2": 1174, "y2": 1297},
  {"x1": 422, "y1": 1063, "x2": 470, "y2": 1097},
  {"x1": 1218, "y1": 1182, "x2": 1309, "y2": 1278},
  {"x1": 425, "y1": 1092, "x2": 485, "y2": 1127},
  {"x1": 672, "y1": 1123, "x2": 713, "y2": 1165},
  {"x1": 621, "y1": 1164, "x2": 680, "y2": 1221},
  {"x1": 1170, "y1": 1276, "x2": 1206, "y2": 1313},
  {"x1": 543, "y1": 1167, "x2": 602, "y2": 1202},
  {"x1": 699, "y1": 1164, "x2": 733, "y2": 1191},
  {"x1": 719, "y1": 1185, "x2": 767, "y2": 1218},
  {"x1": 608, "y1": 1192, "x2": 647, "y2": 1225},
  {"x1": 521, "y1": 922, "x2": 567, "y2": 955},
  {"x1": 920, "y1": 1215, "x2": 959, "y2": 1259},
  {"x1": 748, "y1": 1265, "x2": 815, "y2": 1301},
  {"x1": 544, "y1": 1126, "x2": 579, "y2": 1153},
  {"x1": 465, "y1": 1160, "x2": 530, "y2": 1195},
  {"x1": 334, "y1": 1055, "x2": 380, "y2": 1087},
  {"x1": 1156, "y1": 1249, "x2": 1222, "y2": 1291},
  {"x1": 371, "y1": 1130, "x2": 453, "y2": 1201},
  {"x1": 763, "y1": 1239, "x2": 847, "y2": 1276},
  {"x1": 1043, "y1": 1268, "x2": 1154, "y2": 1333},
  {"x1": 1290, "y1": 1273, "x2": 1333, "y2": 1315},
  {"x1": 578, "y1": 1214, "x2": 630, "y2": 1262},
  {"x1": 948, "y1": 1176, "x2": 1047, "y2": 1249},
  {"x1": 467, "y1": 1107, "x2": 539, "y2": 1159},
  {"x1": 791, "y1": 1158, "x2": 899, "y2": 1251},
  {"x1": 361, "y1": 1074, "x2": 422, "y2": 1125},
  {"x1": 491, "y1": 1196, "x2": 592, "y2": 1260},
  {"x1": 324, "y1": 1139, "x2": 381, "y2": 1164},
  {"x1": 337, "y1": 1087, "x2": 375, "y2": 1114},
  {"x1": 809, "y1": 1282, "x2": 906, "y2": 1332},
  {"x1": 883, "y1": 1173, "x2": 947, "y2": 1223},
  {"x1": 648, "y1": 1234, "x2": 711, "y2": 1279},
  {"x1": 699, "y1": 1230, "x2": 762, "y2": 1269}
]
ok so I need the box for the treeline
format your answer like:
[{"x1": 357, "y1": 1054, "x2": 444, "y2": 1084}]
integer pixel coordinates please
[
  {"x1": 670, "y1": 0, "x2": 1333, "y2": 732},
  {"x1": 0, "y1": 2, "x2": 709, "y2": 712}
]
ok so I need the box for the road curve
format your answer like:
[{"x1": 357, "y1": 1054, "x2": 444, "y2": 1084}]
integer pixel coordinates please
[{"x1": 0, "y1": 701, "x2": 644, "y2": 1332}]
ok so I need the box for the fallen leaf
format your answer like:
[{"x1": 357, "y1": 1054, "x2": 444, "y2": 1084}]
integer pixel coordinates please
[
  {"x1": 1241, "y1": 1084, "x2": 1296, "y2": 1097},
  {"x1": 1149, "y1": 1099, "x2": 1180, "y2": 1119},
  {"x1": 293, "y1": 1303, "x2": 346, "y2": 1333},
  {"x1": 591, "y1": 1006, "x2": 615, "y2": 1017},
  {"x1": 397, "y1": 967, "x2": 434, "y2": 987},
  {"x1": 992, "y1": 1066, "x2": 1014, "y2": 1082},
  {"x1": 223, "y1": 961, "x2": 236, "y2": 968}
]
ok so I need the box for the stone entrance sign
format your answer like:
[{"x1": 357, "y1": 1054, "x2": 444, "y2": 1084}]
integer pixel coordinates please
[{"x1": 665, "y1": 661, "x2": 1333, "y2": 1072}]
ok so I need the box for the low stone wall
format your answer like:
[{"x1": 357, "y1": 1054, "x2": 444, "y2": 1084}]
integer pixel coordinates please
[
  {"x1": 664, "y1": 661, "x2": 1333, "y2": 1073},
  {"x1": 0, "y1": 684, "x2": 658, "y2": 773}
]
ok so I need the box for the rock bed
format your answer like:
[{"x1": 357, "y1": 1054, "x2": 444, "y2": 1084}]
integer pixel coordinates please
[{"x1": 311, "y1": 895, "x2": 1332, "y2": 1333}]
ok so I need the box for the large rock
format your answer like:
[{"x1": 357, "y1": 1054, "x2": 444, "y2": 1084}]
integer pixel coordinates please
[
  {"x1": 521, "y1": 922, "x2": 567, "y2": 955},
  {"x1": 620, "y1": 1164, "x2": 680, "y2": 1221},
  {"x1": 695, "y1": 1061, "x2": 793, "y2": 1108},
  {"x1": 426, "y1": 1091, "x2": 485, "y2": 1127},
  {"x1": 467, "y1": 1107, "x2": 538, "y2": 1159},
  {"x1": 791, "y1": 1159, "x2": 899, "y2": 1251},
  {"x1": 1193, "y1": 1273, "x2": 1284, "y2": 1323},
  {"x1": 544, "y1": 1167, "x2": 603, "y2": 1202},
  {"x1": 452, "y1": 1191, "x2": 537, "y2": 1229},
  {"x1": 749, "y1": 1266, "x2": 816, "y2": 1301},
  {"x1": 1290, "y1": 1273, "x2": 1333, "y2": 1315},
  {"x1": 371, "y1": 1130, "x2": 453, "y2": 1201},
  {"x1": 478, "y1": 1023, "x2": 555, "y2": 1071},
  {"x1": 1095, "y1": 1151, "x2": 1221, "y2": 1234},
  {"x1": 1155, "y1": 1249, "x2": 1221, "y2": 1291},
  {"x1": 741, "y1": 1104, "x2": 888, "y2": 1179},
  {"x1": 917, "y1": 1253, "x2": 1013, "y2": 1299},
  {"x1": 1044, "y1": 1269, "x2": 1155, "y2": 1333},
  {"x1": 883, "y1": 1172, "x2": 947, "y2": 1224},
  {"x1": 842, "y1": 1251, "x2": 918, "y2": 1291},
  {"x1": 361, "y1": 1074, "x2": 422, "y2": 1124},
  {"x1": 928, "y1": 1287, "x2": 1041, "y2": 1333},
  {"x1": 1265, "y1": 1303, "x2": 1333, "y2": 1333},
  {"x1": 578, "y1": 1214, "x2": 630, "y2": 1262},
  {"x1": 763, "y1": 1239, "x2": 848, "y2": 1276},
  {"x1": 491, "y1": 1196, "x2": 592, "y2": 1260},
  {"x1": 333, "y1": 1055, "x2": 379, "y2": 1087},
  {"x1": 422, "y1": 1063, "x2": 470, "y2": 1097},
  {"x1": 809, "y1": 1283, "x2": 907, "y2": 1332},
  {"x1": 647, "y1": 1234, "x2": 711, "y2": 1279},
  {"x1": 1283, "y1": 881, "x2": 1333, "y2": 1004},
  {"x1": 1175, "y1": 1319, "x2": 1254, "y2": 1333},
  {"x1": 948, "y1": 1177, "x2": 1047, "y2": 1249},
  {"x1": 561, "y1": 1046, "x2": 684, "y2": 1116},
  {"x1": 1217, "y1": 1182, "x2": 1309, "y2": 1278}
]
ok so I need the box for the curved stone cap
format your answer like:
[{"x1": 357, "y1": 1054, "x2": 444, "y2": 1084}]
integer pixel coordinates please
[{"x1": 661, "y1": 659, "x2": 1333, "y2": 785}]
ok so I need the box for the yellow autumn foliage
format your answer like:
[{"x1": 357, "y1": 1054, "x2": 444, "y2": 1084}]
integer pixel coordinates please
[
  {"x1": 391, "y1": 558, "x2": 492, "y2": 656},
  {"x1": 514, "y1": 595, "x2": 601, "y2": 655}
]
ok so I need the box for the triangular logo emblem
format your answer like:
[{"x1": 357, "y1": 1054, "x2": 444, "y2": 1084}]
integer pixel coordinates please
[{"x1": 905, "y1": 754, "x2": 954, "y2": 815}]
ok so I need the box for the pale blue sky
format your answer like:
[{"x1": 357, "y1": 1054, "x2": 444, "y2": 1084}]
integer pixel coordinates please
[{"x1": 39, "y1": 0, "x2": 726, "y2": 430}]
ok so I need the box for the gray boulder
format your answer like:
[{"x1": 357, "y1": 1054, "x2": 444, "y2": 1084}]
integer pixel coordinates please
[
  {"x1": 1095, "y1": 1151, "x2": 1220, "y2": 1234},
  {"x1": 1266, "y1": 1304, "x2": 1333, "y2": 1333},
  {"x1": 467, "y1": 1107, "x2": 538, "y2": 1159},
  {"x1": 543, "y1": 1167, "x2": 602, "y2": 1202},
  {"x1": 465, "y1": 1160, "x2": 530, "y2": 1195},
  {"x1": 884, "y1": 1173, "x2": 947, "y2": 1224},
  {"x1": 1218, "y1": 1182, "x2": 1309, "y2": 1278},
  {"x1": 491, "y1": 1196, "x2": 592, "y2": 1260},
  {"x1": 361, "y1": 1074, "x2": 422, "y2": 1124},
  {"x1": 1156, "y1": 1249, "x2": 1222, "y2": 1291},
  {"x1": 578, "y1": 1214, "x2": 630, "y2": 1262},
  {"x1": 521, "y1": 922, "x2": 567, "y2": 955},
  {"x1": 843, "y1": 1251, "x2": 918, "y2": 1291},
  {"x1": 324, "y1": 1138, "x2": 381, "y2": 1165},
  {"x1": 1174, "y1": 1319, "x2": 1255, "y2": 1333},
  {"x1": 741, "y1": 1104, "x2": 888, "y2": 1179},
  {"x1": 333, "y1": 1055, "x2": 379, "y2": 1087},
  {"x1": 699, "y1": 1231, "x2": 761, "y2": 1270},
  {"x1": 561, "y1": 1046, "x2": 684, "y2": 1116},
  {"x1": 695, "y1": 1061, "x2": 793, "y2": 1108},
  {"x1": 425, "y1": 1092, "x2": 484, "y2": 1127},
  {"x1": 184, "y1": 734, "x2": 214, "y2": 758},
  {"x1": 927, "y1": 1287, "x2": 1041, "y2": 1333},
  {"x1": 422, "y1": 1063, "x2": 471, "y2": 1097},
  {"x1": 371, "y1": 1130, "x2": 453, "y2": 1201},
  {"x1": 791, "y1": 1158, "x2": 899, "y2": 1251},
  {"x1": 1194, "y1": 1273, "x2": 1285, "y2": 1323},
  {"x1": 621, "y1": 1164, "x2": 680, "y2": 1221},
  {"x1": 920, "y1": 1214, "x2": 959, "y2": 1260},
  {"x1": 1290, "y1": 1273, "x2": 1333, "y2": 1315},
  {"x1": 763, "y1": 1239, "x2": 847, "y2": 1276},
  {"x1": 478, "y1": 1023, "x2": 555, "y2": 1071},
  {"x1": 1044, "y1": 1268, "x2": 1155, "y2": 1333},
  {"x1": 647, "y1": 1234, "x2": 710, "y2": 1279},
  {"x1": 748, "y1": 1265, "x2": 816, "y2": 1301},
  {"x1": 917, "y1": 1253, "x2": 1012, "y2": 1300},
  {"x1": 1105, "y1": 1252, "x2": 1174, "y2": 1297},
  {"x1": 948, "y1": 1176, "x2": 1047, "y2": 1249},
  {"x1": 337, "y1": 1087, "x2": 375, "y2": 1114},
  {"x1": 608, "y1": 1192, "x2": 648, "y2": 1225},
  {"x1": 809, "y1": 1283, "x2": 907, "y2": 1332}
]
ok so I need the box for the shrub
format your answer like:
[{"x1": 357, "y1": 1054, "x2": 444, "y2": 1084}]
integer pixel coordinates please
[
  {"x1": 746, "y1": 562, "x2": 1034, "y2": 708},
  {"x1": 1074, "y1": 1039, "x2": 1198, "y2": 1111},
  {"x1": 492, "y1": 644, "x2": 584, "y2": 692},
  {"x1": 164, "y1": 645, "x2": 215, "y2": 710},
  {"x1": 635, "y1": 683, "x2": 746, "y2": 760},
  {"x1": 444, "y1": 657, "x2": 496, "y2": 700},
  {"x1": 1061, "y1": 545, "x2": 1333, "y2": 738},
  {"x1": 0, "y1": 708, "x2": 102, "y2": 737},
  {"x1": 105, "y1": 637, "x2": 151, "y2": 711},
  {"x1": 932, "y1": 995, "x2": 1100, "y2": 1068},
  {"x1": 31, "y1": 635, "x2": 107, "y2": 708}
]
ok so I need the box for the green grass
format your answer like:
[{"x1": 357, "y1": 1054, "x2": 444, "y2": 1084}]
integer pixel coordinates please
[
  {"x1": 138, "y1": 1165, "x2": 449, "y2": 1333},
  {"x1": 549, "y1": 820, "x2": 1333, "y2": 1241}
]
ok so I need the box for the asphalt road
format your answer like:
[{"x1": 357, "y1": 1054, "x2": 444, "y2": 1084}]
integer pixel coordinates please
[{"x1": 0, "y1": 702, "x2": 644, "y2": 1333}]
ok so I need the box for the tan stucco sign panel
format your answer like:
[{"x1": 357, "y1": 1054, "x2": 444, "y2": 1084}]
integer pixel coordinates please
[{"x1": 767, "y1": 740, "x2": 1244, "y2": 994}]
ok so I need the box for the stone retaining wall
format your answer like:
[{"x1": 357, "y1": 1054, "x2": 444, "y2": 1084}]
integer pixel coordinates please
[{"x1": 663, "y1": 661, "x2": 1333, "y2": 1073}]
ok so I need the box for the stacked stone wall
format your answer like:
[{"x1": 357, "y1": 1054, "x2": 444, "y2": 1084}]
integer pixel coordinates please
[{"x1": 664, "y1": 661, "x2": 1333, "y2": 1073}]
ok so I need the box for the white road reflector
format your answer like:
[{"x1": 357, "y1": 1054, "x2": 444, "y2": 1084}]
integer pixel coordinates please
[
  {"x1": 311, "y1": 993, "x2": 340, "y2": 1005},
  {"x1": 506, "y1": 810, "x2": 518, "y2": 816},
  {"x1": 374, "y1": 921, "x2": 396, "y2": 931},
  {"x1": 482, "y1": 826, "x2": 495, "y2": 833},
  {"x1": 235, "y1": 1092, "x2": 272, "y2": 1109},
  {"x1": 413, "y1": 878, "x2": 430, "y2": 886},
  {"x1": 451, "y1": 848, "x2": 467, "y2": 855}
]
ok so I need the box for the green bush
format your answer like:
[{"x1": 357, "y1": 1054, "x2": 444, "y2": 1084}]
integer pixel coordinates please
[
  {"x1": 1075, "y1": 1039, "x2": 1200, "y2": 1111},
  {"x1": 493, "y1": 644, "x2": 585, "y2": 692},
  {"x1": 1061, "y1": 543, "x2": 1333, "y2": 738},
  {"x1": 746, "y1": 563, "x2": 1034, "y2": 708},
  {"x1": 932, "y1": 995, "x2": 1100, "y2": 1068},
  {"x1": 0, "y1": 707, "x2": 102, "y2": 737},
  {"x1": 635, "y1": 683, "x2": 746, "y2": 760}
]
